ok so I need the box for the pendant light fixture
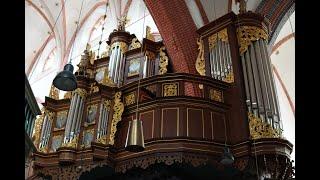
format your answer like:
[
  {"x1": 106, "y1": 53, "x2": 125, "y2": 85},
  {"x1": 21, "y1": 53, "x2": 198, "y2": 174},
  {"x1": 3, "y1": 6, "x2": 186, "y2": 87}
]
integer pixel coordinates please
[
  {"x1": 53, "y1": 0, "x2": 86, "y2": 91},
  {"x1": 125, "y1": 6, "x2": 147, "y2": 152}
]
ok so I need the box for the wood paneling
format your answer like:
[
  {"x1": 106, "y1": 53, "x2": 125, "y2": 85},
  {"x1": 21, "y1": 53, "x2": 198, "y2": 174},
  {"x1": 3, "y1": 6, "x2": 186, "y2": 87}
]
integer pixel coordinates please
[
  {"x1": 139, "y1": 110, "x2": 154, "y2": 140},
  {"x1": 187, "y1": 108, "x2": 203, "y2": 138},
  {"x1": 161, "y1": 108, "x2": 179, "y2": 138},
  {"x1": 212, "y1": 112, "x2": 226, "y2": 142}
]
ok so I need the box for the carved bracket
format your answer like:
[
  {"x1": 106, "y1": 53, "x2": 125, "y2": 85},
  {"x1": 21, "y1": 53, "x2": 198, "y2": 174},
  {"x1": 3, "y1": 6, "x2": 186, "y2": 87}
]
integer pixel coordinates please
[{"x1": 237, "y1": 26, "x2": 268, "y2": 55}]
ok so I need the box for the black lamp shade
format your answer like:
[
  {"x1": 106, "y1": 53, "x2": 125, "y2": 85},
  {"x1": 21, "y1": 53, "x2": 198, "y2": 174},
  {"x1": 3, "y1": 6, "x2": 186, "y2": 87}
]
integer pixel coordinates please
[
  {"x1": 53, "y1": 63, "x2": 77, "y2": 91},
  {"x1": 220, "y1": 147, "x2": 234, "y2": 165}
]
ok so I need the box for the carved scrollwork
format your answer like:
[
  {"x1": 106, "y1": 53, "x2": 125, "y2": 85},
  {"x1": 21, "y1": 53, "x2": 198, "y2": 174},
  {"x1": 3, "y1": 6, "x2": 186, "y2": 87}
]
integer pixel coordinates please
[
  {"x1": 209, "y1": 89, "x2": 223, "y2": 102},
  {"x1": 109, "y1": 92, "x2": 124, "y2": 145},
  {"x1": 158, "y1": 46, "x2": 168, "y2": 75},
  {"x1": 196, "y1": 38, "x2": 205, "y2": 76},
  {"x1": 49, "y1": 85, "x2": 59, "y2": 100},
  {"x1": 103, "y1": 99, "x2": 111, "y2": 111},
  {"x1": 208, "y1": 28, "x2": 228, "y2": 50},
  {"x1": 115, "y1": 153, "x2": 208, "y2": 173},
  {"x1": 63, "y1": 91, "x2": 72, "y2": 99},
  {"x1": 130, "y1": 38, "x2": 141, "y2": 50},
  {"x1": 237, "y1": 26, "x2": 268, "y2": 55},
  {"x1": 74, "y1": 88, "x2": 87, "y2": 99},
  {"x1": 61, "y1": 135, "x2": 79, "y2": 149},
  {"x1": 248, "y1": 112, "x2": 282, "y2": 139},
  {"x1": 33, "y1": 108, "x2": 45, "y2": 148},
  {"x1": 96, "y1": 134, "x2": 107, "y2": 144},
  {"x1": 222, "y1": 71, "x2": 234, "y2": 83},
  {"x1": 124, "y1": 92, "x2": 135, "y2": 106},
  {"x1": 163, "y1": 83, "x2": 178, "y2": 97}
]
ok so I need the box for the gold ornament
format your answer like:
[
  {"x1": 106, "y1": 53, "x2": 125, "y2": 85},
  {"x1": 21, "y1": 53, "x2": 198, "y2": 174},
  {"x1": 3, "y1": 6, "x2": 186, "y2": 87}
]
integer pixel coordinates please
[
  {"x1": 61, "y1": 135, "x2": 79, "y2": 149},
  {"x1": 248, "y1": 112, "x2": 282, "y2": 139},
  {"x1": 146, "y1": 26, "x2": 155, "y2": 41},
  {"x1": 158, "y1": 46, "x2": 169, "y2": 75},
  {"x1": 130, "y1": 38, "x2": 141, "y2": 50},
  {"x1": 33, "y1": 108, "x2": 45, "y2": 148},
  {"x1": 208, "y1": 28, "x2": 228, "y2": 50},
  {"x1": 124, "y1": 92, "x2": 135, "y2": 106},
  {"x1": 101, "y1": 68, "x2": 116, "y2": 87},
  {"x1": 237, "y1": 26, "x2": 268, "y2": 55},
  {"x1": 103, "y1": 99, "x2": 111, "y2": 111},
  {"x1": 163, "y1": 83, "x2": 178, "y2": 97},
  {"x1": 119, "y1": 42, "x2": 128, "y2": 53},
  {"x1": 49, "y1": 85, "x2": 59, "y2": 100},
  {"x1": 222, "y1": 71, "x2": 234, "y2": 83},
  {"x1": 109, "y1": 92, "x2": 124, "y2": 145},
  {"x1": 195, "y1": 38, "x2": 205, "y2": 76},
  {"x1": 209, "y1": 89, "x2": 223, "y2": 102},
  {"x1": 96, "y1": 135, "x2": 107, "y2": 144},
  {"x1": 63, "y1": 91, "x2": 72, "y2": 99},
  {"x1": 74, "y1": 88, "x2": 87, "y2": 99}
]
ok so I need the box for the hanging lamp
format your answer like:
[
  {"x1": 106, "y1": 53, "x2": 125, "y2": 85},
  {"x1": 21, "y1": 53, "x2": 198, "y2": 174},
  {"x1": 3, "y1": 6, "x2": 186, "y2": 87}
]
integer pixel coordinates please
[
  {"x1": 53, "y1": 0, "x2": 86, "y2": 91},
  {"x1": 125, "y1": 6, "x2": 146, "y2": 152}
]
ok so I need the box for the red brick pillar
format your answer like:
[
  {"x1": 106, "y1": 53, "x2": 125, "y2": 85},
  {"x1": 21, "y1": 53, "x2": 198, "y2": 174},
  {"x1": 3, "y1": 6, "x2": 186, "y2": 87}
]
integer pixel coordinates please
[{"x1": 144, "y1": 0, "x2": 199, "y2": 74}]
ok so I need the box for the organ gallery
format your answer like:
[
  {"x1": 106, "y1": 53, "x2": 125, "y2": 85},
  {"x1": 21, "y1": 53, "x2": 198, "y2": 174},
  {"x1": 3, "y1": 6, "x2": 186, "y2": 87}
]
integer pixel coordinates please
[{"x1": 25, "y1": 0, "x2": 295, "y2": 179}]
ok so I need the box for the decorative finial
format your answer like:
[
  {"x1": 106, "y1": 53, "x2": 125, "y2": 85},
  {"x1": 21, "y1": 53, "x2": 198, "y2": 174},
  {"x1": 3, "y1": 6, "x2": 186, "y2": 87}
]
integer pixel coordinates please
[
  {"x1": 146, "y1": 26, "x2": 155, "y2": 41},
  {"x1": 237, "y1": 0, "x2": 247, "y2": 14},
  {"x1": 117, "y1": 15, "x2": 130, "y2": 31}
]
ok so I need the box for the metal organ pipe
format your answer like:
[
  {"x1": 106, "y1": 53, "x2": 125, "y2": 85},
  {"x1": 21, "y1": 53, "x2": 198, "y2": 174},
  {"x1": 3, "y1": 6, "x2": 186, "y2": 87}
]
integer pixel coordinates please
[
  {"x1": 76, "y1": 97, "x2": 85, "y2": 134},
  {"x1": 70, "y1": 94, "x2": 80, "y2": 138},
  {"x1": 97, "y1": 103, "x2": 104, "y2": 138}
]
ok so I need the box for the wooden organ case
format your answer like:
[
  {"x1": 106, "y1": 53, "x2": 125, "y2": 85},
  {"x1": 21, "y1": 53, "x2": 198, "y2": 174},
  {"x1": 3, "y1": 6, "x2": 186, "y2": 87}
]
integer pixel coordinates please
[{"x1": 31, "y1": 12, "x2": 294, "y2": 180}]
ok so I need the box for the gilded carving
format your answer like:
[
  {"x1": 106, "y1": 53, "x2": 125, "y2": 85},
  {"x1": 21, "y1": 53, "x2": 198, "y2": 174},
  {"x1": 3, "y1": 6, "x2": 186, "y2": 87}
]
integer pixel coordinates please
[
  {"x1": 63, "y1": 91, "x2": 72, "y2": 99},
  {"x1": 74, "y1": 88, "x2": 87, "y2": 99},
  {"x1": 96, "y1": 134, "x2": 107, "y2": 144},
  {"x1": 119, "y1": 42, "x2": 128, "y2": 53},
  {"x1": 209, "y1": 89, "x2": 223, "y2": 102},
  {"x1": 222, "y1": 71, "x2": 234, "y2": 83},
  {"x1": 237, "y1": 26, "x2": 268, "y2": 55},
  {"x1": 130, "y1": 38, "x2": 141, "y2": 50},
  {"x1": 109, "y1": 92, "x2": 124, "y2": 145},
  {"x1": 248, "y1": 112, "x2": 282, "y2": 139},
  {"x1": 146, "y1": 26, "x2": 155, "y2": 41},
  {"x1": 115, "y1": 153, "x2": 208, "y2": 173},
  {"x1": 124, "y1": 92, "x2": 135, "y2": 106},
  {"x1": 101, "y1": 68, "x2": 116, "y2": 87},
  {"x1": 111, "y1": 42, "x2": 128, "y2": 53},
  {"x1": 163, "y1": 83, "x2": 178, "y2": 97},
  {"x1": 103, "y1": 99, "x2": 111, "y2": 111},
  {"x1": 49, "y1": 85, "x2": 59, "y2": 100},
  {"x1": 195, "y1": 38, "x2": 205, "y2": 76},
  {"x1": 208, "y1": 28, "x2": 228, "y2": 50},
  {"x1": 33, "y1": 108, "x2": 45, "y2": 148},
  {"x1": 61, "y1": 135, "x2": 79, "y2": 149},
  {"x1": 158, "y1": 46, "x2": 168, "y2": 75}
]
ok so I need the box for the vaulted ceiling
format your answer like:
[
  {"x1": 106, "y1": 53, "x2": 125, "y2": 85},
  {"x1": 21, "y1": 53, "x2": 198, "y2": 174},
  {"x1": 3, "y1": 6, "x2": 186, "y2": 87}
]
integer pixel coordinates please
[{"x1": 25, "y1": 0, "x2": 294, "y2": 112}]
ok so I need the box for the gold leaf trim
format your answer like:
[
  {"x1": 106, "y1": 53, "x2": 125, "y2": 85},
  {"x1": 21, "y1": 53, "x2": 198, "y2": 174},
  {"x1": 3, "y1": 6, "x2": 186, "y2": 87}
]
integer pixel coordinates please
[
  {"x1": 109, "y1": 92, "x2": 124, "y2": 145},
  {"x1": 237, "y1": 26, "x2": 268, "y2": 55},
  {"x1": 74, "y1": 88, "x2": 87, "y2": 99},
  {"x1": 208, "y1": 28, "x2": 228, "y2": 50},
  {"x1": 222, "y1": 71, "x2": 234, "y2": 83},
  {"x1": 124, "y1": 92, "x2": 135, "y2": 106},
  {"x1": 196, "y1": 38, "x2": 205, "y2": 76},
  {"x1": 248, "y1": 112, "x2": 282, "y2": 139},
  {"x1": 158, "y1": 46, "x2": 168, "y2": 75},
  {"x1": 130, "y1": 38, "x2": 141, "y2": 50}
]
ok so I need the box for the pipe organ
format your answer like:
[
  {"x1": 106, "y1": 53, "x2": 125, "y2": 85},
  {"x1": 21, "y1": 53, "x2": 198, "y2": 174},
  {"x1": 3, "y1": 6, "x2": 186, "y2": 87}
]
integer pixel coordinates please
[{"x1": 31, "y1": 11, "x2": 294, "y2": 180}]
